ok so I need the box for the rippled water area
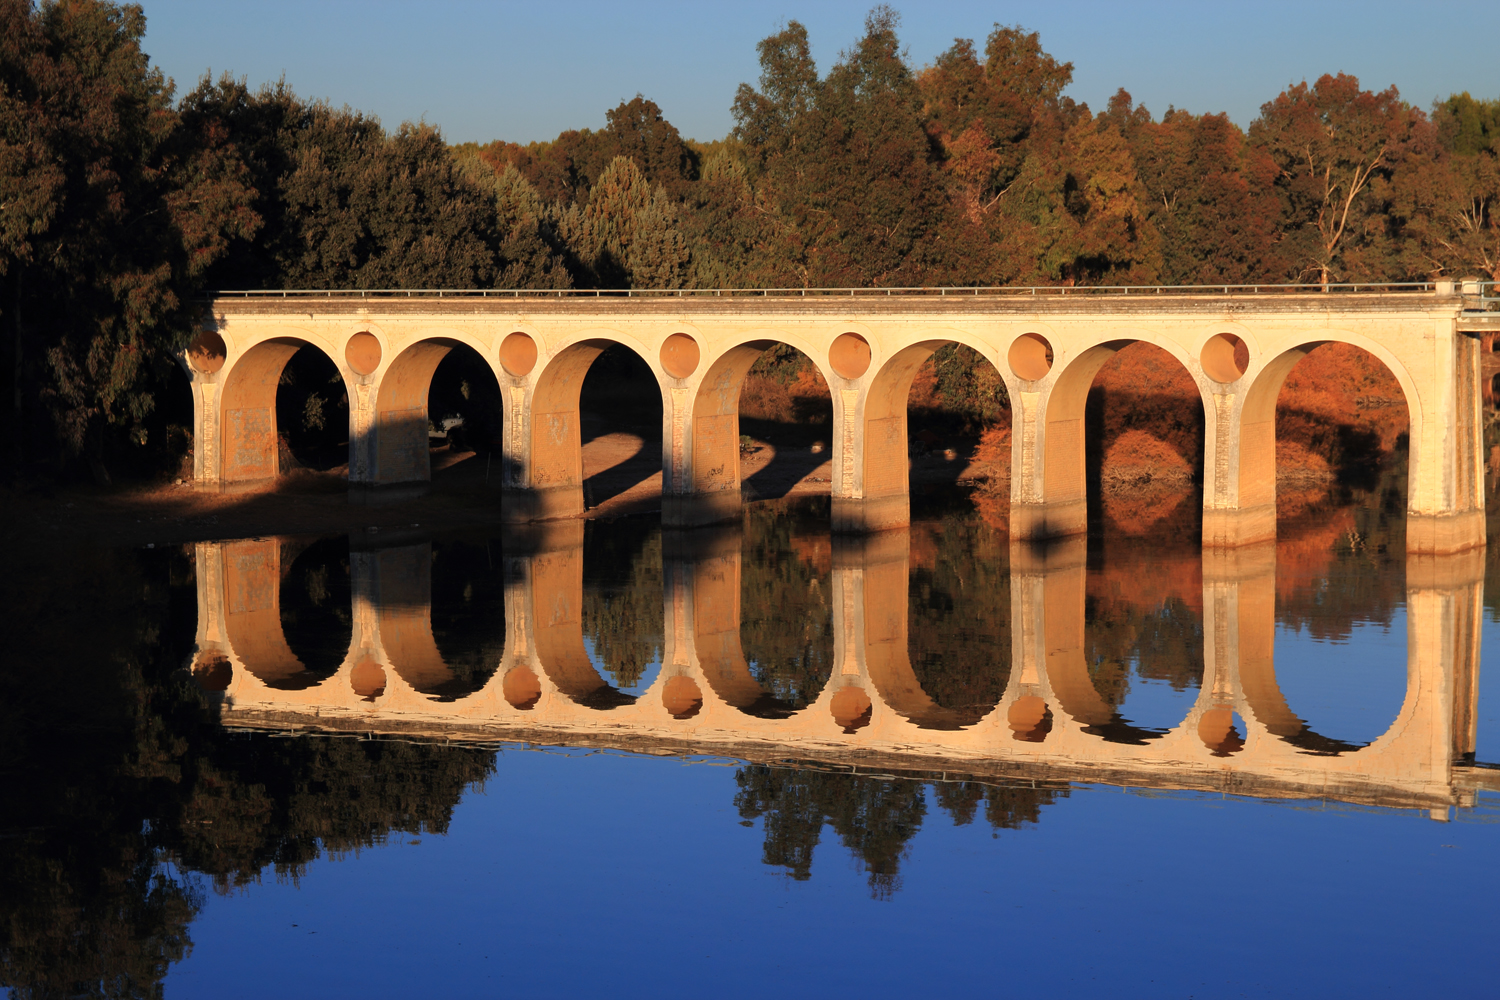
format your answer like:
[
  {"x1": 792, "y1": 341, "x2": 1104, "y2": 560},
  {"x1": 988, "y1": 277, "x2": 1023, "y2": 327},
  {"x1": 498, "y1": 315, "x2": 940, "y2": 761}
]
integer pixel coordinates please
[{"x1": 5, "y1": 492, "x2": 1499, "y2": 998}]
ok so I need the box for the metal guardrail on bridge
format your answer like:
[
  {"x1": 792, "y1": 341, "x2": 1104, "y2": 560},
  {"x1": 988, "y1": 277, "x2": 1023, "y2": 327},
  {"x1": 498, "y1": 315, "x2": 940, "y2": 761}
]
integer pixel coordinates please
[{"x1": 207, "y1": 281, "x2": 1448, "y2": 301}]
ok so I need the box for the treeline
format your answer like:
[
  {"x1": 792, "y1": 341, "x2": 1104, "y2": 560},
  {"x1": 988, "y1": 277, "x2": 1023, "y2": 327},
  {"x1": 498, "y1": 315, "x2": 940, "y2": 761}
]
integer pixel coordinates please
[{"x1": 3, "y1": 1, "x2": 1496, "y2": 477}]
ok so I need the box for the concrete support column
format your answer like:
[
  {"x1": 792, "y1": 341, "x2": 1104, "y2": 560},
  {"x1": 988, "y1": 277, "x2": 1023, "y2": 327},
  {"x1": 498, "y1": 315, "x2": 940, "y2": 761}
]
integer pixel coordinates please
[
  {"x1": 1007, "y1": 381, "x2": 1086, "y2": 542},
  {"x1": 188, "y1": 375, "x2": 224, "y2": 488},
  {"x1": 1201, "y1": 386, "x2": 1276, "y2": 548},
  {"x1": 661, "y1": 378, "x2": 743, "y2": 529},
  {"x1": 345, "y1": 372, "x2": 380, "y2": 502},
  {"x1": 499, "y1": 340, "x2": 599, "y2": 524},
  {"x1": 1407, "y1": 324, "x2": 1486, "y2": 554},
  {"x1": 831, "y1": 339, "x2": 937, "y2": 534}
]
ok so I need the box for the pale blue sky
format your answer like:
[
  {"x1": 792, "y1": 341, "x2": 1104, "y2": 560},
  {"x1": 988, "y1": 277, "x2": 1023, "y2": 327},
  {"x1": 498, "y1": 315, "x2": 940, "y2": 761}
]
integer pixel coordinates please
[{"x1": 139, "y1": 1, "x2": 1499, "y2": 144}]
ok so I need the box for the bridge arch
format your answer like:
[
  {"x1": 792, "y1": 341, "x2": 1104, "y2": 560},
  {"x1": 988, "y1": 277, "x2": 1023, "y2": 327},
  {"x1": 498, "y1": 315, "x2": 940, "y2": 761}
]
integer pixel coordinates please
[
  {"x1": 365, "y1": 332, "x2": 504, "y2": 488},
  {"x1": 1032, "y1": 335, "x2": 1211, "y2": 538},
  {"x1": 1236, "y1": 333, "x2": 1420, "y2": 523},
  {"x1": 691, "y1": 331, "x2": 838, "y2": 502},
  {"x1": 523, "y1": 332, "x2": 664, "y2": 520},
  {"x1": 849, "y1": 331, "x2": 1010, "y2": 530},
  {"x1": 216, "y1": 334, "x2": 352, "y2": 483}
]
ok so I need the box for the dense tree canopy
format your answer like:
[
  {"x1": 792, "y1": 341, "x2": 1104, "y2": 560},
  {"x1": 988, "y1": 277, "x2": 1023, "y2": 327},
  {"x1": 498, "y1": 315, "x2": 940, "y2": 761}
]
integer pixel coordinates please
[{"x1": 3, "y1": 0, "x2": 1496, "y2": 481}]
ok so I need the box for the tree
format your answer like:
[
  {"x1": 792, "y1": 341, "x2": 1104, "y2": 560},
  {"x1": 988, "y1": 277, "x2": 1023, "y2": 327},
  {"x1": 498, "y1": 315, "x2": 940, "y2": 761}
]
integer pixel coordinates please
[
  {"x1": 184, "y1": 77, "x2": 502, "y2": 291},
  {"x1": 1398, "y1": 93, "x2": 1500, "y2": 280},
  {"x1": 556, "y1": 156, "x2": 689, "y2": 288},
  {"x1": 731, "y1": 7, "x2": 948, "y2": 287},
  {"x1": 0, "y1": 0, "x2": 259, "y2": 479},
  {"x1": 1103, "y1": 92, "x2": 1282, "y2": 284},
  {"x1": 1249, "y1": 73, "x2": 1429, "y2": 285}
]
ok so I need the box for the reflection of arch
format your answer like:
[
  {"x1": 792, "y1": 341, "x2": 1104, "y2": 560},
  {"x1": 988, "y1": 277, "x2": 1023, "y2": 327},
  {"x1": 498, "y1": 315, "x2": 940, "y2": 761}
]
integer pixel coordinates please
[
  {"x1": 529, "y1": 539, "x2": 635, "y2": 708},
  {"x1": 1212, "y1": 540, "x2": 1379, "y2": 755},
  {"x1": 1038, "y1": 339, "x2": 1207, "y2": 536},
  {"x1": 529, "y1": 337, "x2": 660, "y2": 519},
  {"x1": 220, "y1": 538, "x2": 339, "y2": 690},
  {"x1": 369, "y1": 543, "x2": 495, "y2": 702},
  {"x1": 838, "y1": 530, "x2": 991, "y2": 730},
  {"x1": 218, "y1": 337, "x2": 347, "y2": 482},
  {"x1": 1237, "y1": 338, "x2": 1415, "y2": 518},
  {"x1": 668, "y1": 529, "x2": 805, "y2": 718},
  {"x1": 1020, "y1": 536, "x2": 1174, "y2": 744}
]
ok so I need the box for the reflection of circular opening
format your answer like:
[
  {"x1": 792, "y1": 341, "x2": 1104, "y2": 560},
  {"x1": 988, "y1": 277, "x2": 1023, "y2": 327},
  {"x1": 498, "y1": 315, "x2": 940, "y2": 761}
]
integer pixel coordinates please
[
  {"x1": 503, "y1": 666, "x2": 542, "y2": 710},
  {"x1": 187, "y1": 331, "x2": 227, "y2": 374},
  {"x1": 193, "y1": 652, "x2": 232, "y2": 692},
  {"x1": 1200, "y1": 333, "x2": 1248, "y2": 383},
  {"x1": 345, "y1": 332, "x2": 383, "y2": 376},
  {"x1": 830, "y1": 686, "x2": 873, "y2": 732},
  {"x1": 829, "y1": 332, "x2": 871, "y2": 380},
  {"x1": 1198, "y1": 706, "x2": 1244, "y2": 757},
  {"x1": 659, "y1": 333, "x2": 701, "y2": 379},
  {"x1": 1008, "y1": 695, "x2": 1053, "y2": 742},
  {"x1": 350, "y1": 657, "x2": 386, "y2": 701},
  {"x1": 662, "y1": 676, "x2": 703, "y2": 719},
  {"x1": 1008, "y1": 333, "x2": 1052, "y2": 381},
  {"x1": 499, "y1": 332, "x2": 538, "y2": 377}
]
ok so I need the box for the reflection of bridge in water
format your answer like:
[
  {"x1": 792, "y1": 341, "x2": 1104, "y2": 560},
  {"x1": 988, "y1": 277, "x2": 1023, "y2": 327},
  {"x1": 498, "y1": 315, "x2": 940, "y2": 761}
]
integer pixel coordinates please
[{"x1": 199, "y1": 524, "x2": 1494, "y2": 817}]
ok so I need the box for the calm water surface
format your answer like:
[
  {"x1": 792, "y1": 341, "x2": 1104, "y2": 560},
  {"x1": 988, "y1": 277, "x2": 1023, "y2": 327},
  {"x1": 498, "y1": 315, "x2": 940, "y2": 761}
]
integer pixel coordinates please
[{"x1": 3, "y1": 491, "x2": 1497, "y2": 998}]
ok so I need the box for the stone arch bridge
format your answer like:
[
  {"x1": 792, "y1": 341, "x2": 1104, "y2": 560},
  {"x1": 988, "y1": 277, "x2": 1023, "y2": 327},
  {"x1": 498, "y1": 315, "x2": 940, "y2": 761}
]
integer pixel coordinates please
[{"x1": 189, "y1": 283, "x2": 1497, "y2": 552}]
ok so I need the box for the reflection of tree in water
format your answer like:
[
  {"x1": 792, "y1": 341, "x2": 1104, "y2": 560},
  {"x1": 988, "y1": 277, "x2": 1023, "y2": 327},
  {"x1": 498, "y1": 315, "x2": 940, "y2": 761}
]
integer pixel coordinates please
[
  {"x1": 739, "y1": 505, "x2": 834, "y2": 709},
  {"x1": 1083, "y1": 594, "x2": 1205, "y2": 706},
  {"x1": 734, "y1": 767, "x2": 926, "y2": 899},
  {"x1": 1276, "y1": 473, "x2": 1406, "y2": 642},
  {"x1": 430, "y1": 538, "x2": 506, "y2": 692},
  {"x1": 932, "y1": 780, "x2": 1070, "y2": 831},
  {"x1": 908, "y1": 518, "x2": 1011, "y2": 721},
  {"x1": 735, "y1": 765, "x2": 1068, "y2": 899},
  {"x1": 581, "y1": 519, "x2": 663, "y2": 689},
  {"x1": 0, "y1": 543, "x2": 494, "y2": 999}
]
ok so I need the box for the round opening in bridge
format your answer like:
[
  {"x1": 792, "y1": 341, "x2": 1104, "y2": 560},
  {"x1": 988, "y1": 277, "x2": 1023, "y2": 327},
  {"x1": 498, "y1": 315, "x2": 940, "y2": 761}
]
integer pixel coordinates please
[
  {"x1": 662, "y1": 676, "x2": 704, "y2": 719},
  {"x1": 345, "y1": 332, "x2": 383, "y2": 376},
  {"x1": 503, "y1": 666, "x2": 542, "y2": 710},
  {"x1": 1198, "y1": 706, "x2": 1244, "y2": 757},
  {"x1": 500, "y1": 331, "x2": 538, "y2": 377},
  {"x1": 1008, "y1": 695, "x2": 1053, "y2": 742},
  {"x1": 192, "y1": 651, "x2": 232, "y2": 692},
  {"x1": 829, "y1": 332, "x2": 871, "y2": 380},
  {"x1": 660, "y1": 333, "x2": 701, "y2": 380},
  {"x1": 187, "y1": 331, "x2": 227, "y2": 374},
  {"x1": 1200, "y1": 333, "x2": 1249, "y2": 384},
  {"x1": 1007, "y1": 333, "x2": 1052, "y2": 381},
  {"x1": 350, "y1": 657, "x2": 386, "y2": 702},
  {"x1": 830, "y1": 686, "x2": 873, "y2": 732}
]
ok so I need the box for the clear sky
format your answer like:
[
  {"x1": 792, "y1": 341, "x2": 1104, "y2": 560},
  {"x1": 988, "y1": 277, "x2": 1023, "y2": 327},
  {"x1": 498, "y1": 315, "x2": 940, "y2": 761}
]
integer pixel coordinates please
[{"x1": 138, "y1": 1, "x2": 1500, "y2": 145}]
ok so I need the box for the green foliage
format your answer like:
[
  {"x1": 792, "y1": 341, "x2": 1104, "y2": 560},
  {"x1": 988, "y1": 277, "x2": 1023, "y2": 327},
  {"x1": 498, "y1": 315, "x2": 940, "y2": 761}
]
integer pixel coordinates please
[{"x1": 1, "y1": 0, "x2": 258, "y2": 475}]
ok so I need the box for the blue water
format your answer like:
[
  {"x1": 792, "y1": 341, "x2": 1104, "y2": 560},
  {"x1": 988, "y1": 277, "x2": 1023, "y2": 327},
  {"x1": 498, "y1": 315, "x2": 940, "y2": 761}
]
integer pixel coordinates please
[{"x1": 159, "y1": 615, "x2": 1500, "y2": 998}]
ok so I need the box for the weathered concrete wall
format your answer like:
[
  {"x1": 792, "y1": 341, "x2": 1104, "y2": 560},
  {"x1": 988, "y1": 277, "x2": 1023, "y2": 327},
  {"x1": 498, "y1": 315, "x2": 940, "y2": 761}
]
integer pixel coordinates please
[{"x1": 191, "y1": 289, "x2": 1491, "y2": 552}]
